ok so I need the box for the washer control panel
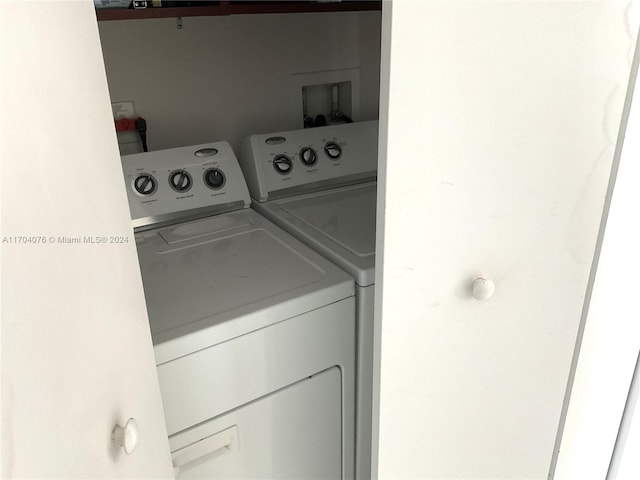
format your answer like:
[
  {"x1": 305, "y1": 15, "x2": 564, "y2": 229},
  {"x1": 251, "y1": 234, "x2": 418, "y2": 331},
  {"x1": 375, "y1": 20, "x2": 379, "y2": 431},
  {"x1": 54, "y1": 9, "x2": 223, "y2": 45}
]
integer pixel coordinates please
[
  {"x1": 239, "y1": 120, "x2": 378, "y2": 202},
  {"x1": 121, "y1": 141, "x2": 250, "y2": 229}
]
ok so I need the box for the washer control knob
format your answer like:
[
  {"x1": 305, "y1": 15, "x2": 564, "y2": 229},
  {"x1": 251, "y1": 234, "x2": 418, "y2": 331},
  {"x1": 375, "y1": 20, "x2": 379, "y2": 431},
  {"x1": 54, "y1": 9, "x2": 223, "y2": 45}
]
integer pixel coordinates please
[
  {"x1": 112, "y1": 418, "x2": 139, "y2": 455},
  {"x1": 273, "y1": 155, "x2": 293, "y2": 175},
  {"x1": 133, "y1": 174, "x2": 157, "y2": 196},
  {"x1": 299, "y1": 147, "x2": 317, "y2": 167},
  {"x1": 203, "y1": 168, "x2": 225, "y2": 190},
  {"x1": 324, "y1": 142, "x2": 342, "y2": 160},
  {"x1": 472, "y1": 278, "x2": 495, "y2": 301},
  {"x1": 169, "y1": 170, "x2": 192, "y2": 192}
]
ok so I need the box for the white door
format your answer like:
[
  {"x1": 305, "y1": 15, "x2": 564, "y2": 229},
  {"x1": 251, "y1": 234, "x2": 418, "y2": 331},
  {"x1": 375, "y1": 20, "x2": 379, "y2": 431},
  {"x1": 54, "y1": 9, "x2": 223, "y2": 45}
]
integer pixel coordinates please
[
  {"x1": 375, "y1": 1, "x2": 640, "y2": 479},
  {"x1": 1, "y1": 1, "x2": 173, "y2": 478}
]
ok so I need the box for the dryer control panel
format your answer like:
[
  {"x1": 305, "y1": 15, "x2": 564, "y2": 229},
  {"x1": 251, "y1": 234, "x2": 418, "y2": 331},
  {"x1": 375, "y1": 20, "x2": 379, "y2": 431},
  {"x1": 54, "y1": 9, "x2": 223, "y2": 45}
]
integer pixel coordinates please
[
  {"x1": 122, "y1": 141, "x2": 250, "y2": 230},
  {"x1": 240, "y1": 121, "x2": 378, "y2": 202}
]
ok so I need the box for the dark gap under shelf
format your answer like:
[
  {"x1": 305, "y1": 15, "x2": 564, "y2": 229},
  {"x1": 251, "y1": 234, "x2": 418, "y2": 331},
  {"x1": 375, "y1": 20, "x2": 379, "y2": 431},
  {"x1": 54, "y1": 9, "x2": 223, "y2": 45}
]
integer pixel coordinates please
[{"x1": 96, "y1": 1, "x2": 381, "y2": 21}]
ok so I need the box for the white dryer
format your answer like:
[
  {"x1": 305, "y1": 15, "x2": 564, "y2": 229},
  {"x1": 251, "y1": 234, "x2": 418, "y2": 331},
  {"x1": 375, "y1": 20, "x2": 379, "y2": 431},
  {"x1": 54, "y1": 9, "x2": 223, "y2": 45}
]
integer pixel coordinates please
[
  {"x1": 239, "y1": 121, "x2": 378, "y2": 480},
  {"x1": 121, "y1": 142, "x2": 356, "y2": 479}
]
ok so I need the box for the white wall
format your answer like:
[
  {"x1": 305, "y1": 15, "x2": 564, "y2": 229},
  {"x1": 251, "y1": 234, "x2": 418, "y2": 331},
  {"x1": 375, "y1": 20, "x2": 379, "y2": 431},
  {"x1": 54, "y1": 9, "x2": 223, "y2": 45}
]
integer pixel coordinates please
[{"x1": 97, "y1": 11, "x2": 381, "y2": 153}]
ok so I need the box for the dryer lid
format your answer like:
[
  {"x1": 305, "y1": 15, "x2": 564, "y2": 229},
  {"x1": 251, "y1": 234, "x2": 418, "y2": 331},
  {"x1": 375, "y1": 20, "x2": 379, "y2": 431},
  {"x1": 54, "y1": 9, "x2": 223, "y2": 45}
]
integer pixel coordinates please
[{"x1": 136, "y1": 209, "x2": 354, "y2": 364}]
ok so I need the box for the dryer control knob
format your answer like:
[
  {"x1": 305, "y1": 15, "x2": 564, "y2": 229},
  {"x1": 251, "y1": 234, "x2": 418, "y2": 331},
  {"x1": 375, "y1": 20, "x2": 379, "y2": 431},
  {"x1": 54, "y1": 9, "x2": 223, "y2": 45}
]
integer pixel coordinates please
[
  {"x1": 324, "y1": 142, "x2": 342, "y2": 160},
  {"x1": 133, "y1": 174, "x2": 157, "y2": 196},
  {"x1": 203, "y1": 168, "x2": 226, "y2": 190},
  {"x1": 472, "y1": 278, "x2": 495, "y2": 301},
  {"x1": 169, "y1": 169, "x2": 193, "y2": 192},
  {"x1": 112, "y1": 418, "x2": 139, "y2": 455}
]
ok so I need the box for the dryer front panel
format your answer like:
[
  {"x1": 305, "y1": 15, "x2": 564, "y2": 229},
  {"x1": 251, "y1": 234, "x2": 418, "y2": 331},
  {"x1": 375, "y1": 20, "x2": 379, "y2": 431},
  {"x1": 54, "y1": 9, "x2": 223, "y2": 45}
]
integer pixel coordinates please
[{"x1": 170, "y1": 367, "x2": 342, "y2": 479}]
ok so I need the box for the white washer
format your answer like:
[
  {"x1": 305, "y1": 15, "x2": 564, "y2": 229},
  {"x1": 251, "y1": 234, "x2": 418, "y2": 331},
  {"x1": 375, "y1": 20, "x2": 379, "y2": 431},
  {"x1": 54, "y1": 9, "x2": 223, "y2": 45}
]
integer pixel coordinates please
[
  {"x1": 121, "y1": 142, "x2": 356, "y2": 479},
  {"x1": 239, "y1": 121, "x2": 378, "y2": 480}
]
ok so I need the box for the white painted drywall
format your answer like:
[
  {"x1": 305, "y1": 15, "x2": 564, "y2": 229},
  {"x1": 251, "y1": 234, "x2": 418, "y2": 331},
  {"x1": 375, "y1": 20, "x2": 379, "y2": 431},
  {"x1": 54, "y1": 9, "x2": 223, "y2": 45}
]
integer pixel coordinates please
[
  {"x1": 97, "y1": 11, "x2": 381, "y2": 153},
  {"x1": 375, "y1": 1, "x2": 639, "y2": 478}
]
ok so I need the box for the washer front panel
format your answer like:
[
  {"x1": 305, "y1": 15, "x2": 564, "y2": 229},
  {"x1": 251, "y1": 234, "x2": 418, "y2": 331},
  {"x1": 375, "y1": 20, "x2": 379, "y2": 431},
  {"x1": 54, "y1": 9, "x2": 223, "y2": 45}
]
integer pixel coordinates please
[{"x1": 240, "y1": 121, "x2": 378, "y2": 202}]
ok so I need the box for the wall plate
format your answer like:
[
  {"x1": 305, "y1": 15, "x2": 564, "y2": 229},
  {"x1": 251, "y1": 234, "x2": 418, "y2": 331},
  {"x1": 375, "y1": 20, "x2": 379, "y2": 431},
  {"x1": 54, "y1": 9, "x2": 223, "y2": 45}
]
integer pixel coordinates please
[
  {"x1": 289, "y1": 68, "x2": 361, "y2": 129},
  {"x1": 112, "y1": 101, "x2": 136, "y2": 119}
]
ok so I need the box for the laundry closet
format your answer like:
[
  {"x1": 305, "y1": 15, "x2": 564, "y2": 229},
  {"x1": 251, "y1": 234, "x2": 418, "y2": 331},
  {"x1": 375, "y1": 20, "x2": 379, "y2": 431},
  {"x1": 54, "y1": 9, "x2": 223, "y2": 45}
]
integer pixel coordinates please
[
  {"x1": 97, "y1": 4, "x2": 383, "y2": 479},
  {"x1": 3, "y1": 1, "x2": 639, "y2": 479},
  {"x1": 97, "y1": 3, "x2": 640, "y2": 478}
]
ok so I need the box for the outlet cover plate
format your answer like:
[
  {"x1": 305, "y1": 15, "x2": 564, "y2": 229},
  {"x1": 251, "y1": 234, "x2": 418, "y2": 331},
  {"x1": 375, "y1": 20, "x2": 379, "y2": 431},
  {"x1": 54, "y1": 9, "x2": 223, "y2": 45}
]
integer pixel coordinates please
[{"x1": 112, "y1": 101, "x2": 136, "y2": 119}]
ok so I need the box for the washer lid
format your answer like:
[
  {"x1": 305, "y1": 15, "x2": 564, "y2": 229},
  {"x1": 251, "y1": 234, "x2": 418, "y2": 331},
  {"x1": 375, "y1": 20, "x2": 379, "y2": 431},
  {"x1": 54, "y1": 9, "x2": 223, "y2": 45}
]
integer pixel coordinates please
[
  {"x1": 255, "y1": 182, "x2": 377, "y2": 287},
  {"x1": 136, "y1": 209, "x2": 354, "y2": 364}
]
